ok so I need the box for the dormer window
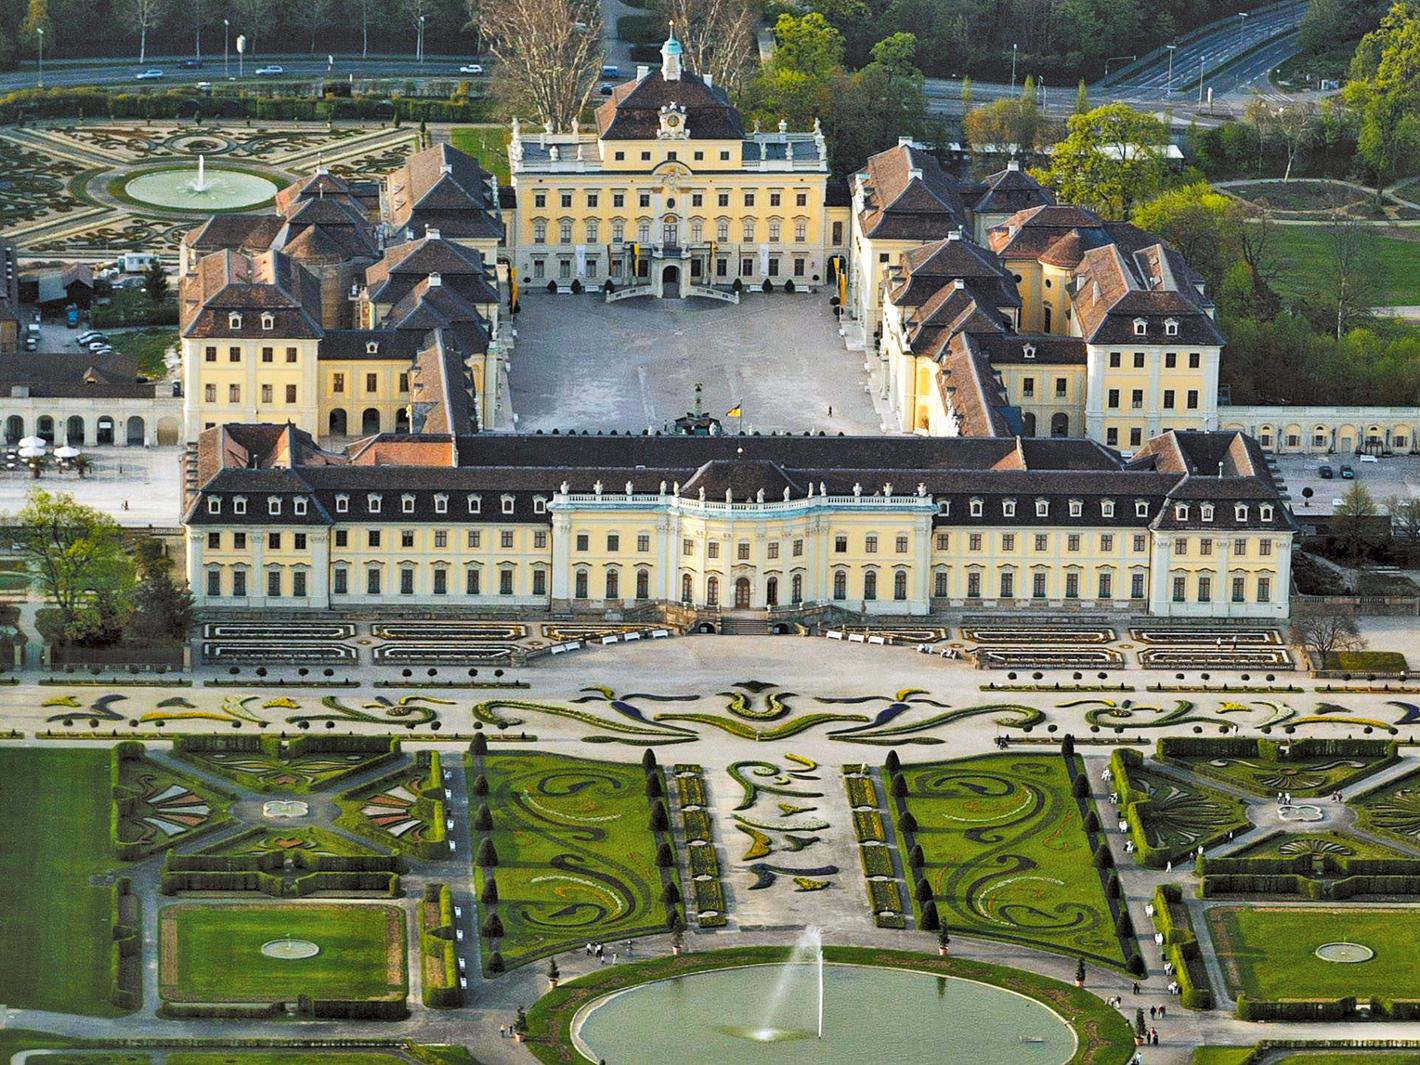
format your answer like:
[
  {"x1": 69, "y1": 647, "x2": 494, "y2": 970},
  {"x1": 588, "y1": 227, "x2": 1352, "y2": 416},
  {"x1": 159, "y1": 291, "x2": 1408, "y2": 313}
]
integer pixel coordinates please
[
  {"x1": 294, "y1": 496, "x2": 308, "y2": 516},
  {"x1": 1035, "y1": 499, "x2": 1049, "y2": 518},
  {"x1": 468, "y1": 494, "x2": 482, "y2": 514},
  {"x1": 1235, "y1": 503, "x2": 1248, "y2": 521},
  {"x1": 233, "y1": 495, "x2": 247, "y2": 515},
  {"x1": 401, "y1": 493, "x2": 416, "y2": 514},
  {"x1": 969, "y1": 498, "x2": 983, "y2": 517},
  {"x1": 937, "y1": 500, "x2": 951, "y2": 515},
  {"x1": 368, "y1": 493, "x2": 382, "y2": 514},
  {"x1": 1002, "y1": 499, "x2": 1016, "y2": 517},
  {"x1": 501, "y1": 495, "x2": 516, "y2": 515},
  {"x1": 1201, "y1": 503, "x2": 1215, "y2": 522},
  {"x1": 228, "y1": 312, "x2": 242, "y2": 330},
  {"x1": 1260, "y1": 504, "x2": 1274, "y2": 521},
  {"x1": 1135, "y1": 500, "x2": 1149, "y2": 518},
  {"x1": 434, "y1": 493, "x2": 448, "y2": 515},
  {"x1": 1023, "y1": 343, "x2": 1036, "y2": 360},
  {"x1": 1102, "y1": 500, "x2": 1115, "y2": 518},
  {"x1": 1164, "y1": 318, "x2": 1179, "y2": 337},
  {"x1": 1069, "y1": 499, "x2": 1082, "y2": 517},
  {"x1": 260, "y1": 312, "x2": 274, "y2": 331},
  {"x1": 268, "y1": 497, "x2": 282, "y2": 516},
  {"x1": 534, "y1": 496, "x2": 548, "y2": 514},
  {"x1": 366, "y1": 340, "x2": 380, "y2": 354},
  {"x1": 1133, "y1": 318, "x2": 1147, "y2": 337},
  {"x1": 207, "y1": 496, "x2": 221, "y2": 514},
  {"x1": 335, "y1": 493, "x2": 349, "y2": 514},
  {"x1": 1175, "y1": 503, "x2": 1189, "y2": 521}
]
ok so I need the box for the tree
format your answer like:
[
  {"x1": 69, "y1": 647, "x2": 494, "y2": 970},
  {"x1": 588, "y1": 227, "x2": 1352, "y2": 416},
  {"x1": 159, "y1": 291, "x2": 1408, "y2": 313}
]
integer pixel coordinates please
[
  {"x1": 963, "y1": 95, "x2": 1052, "y2": 162},
  {"x1": 1331, "y1": 480, "x2": 1385, "y2": 575},
  {"x1": 1075, "y1": 79, "x2": 1088, "y2": 114},
  {"x1": 12, "y1": 490, "x2": 133, "y2": 639},
  {"x1": 753, "y1": 12, "x2": 844, "y2": 127},
  {"x1": 477, "y1": 0, "x2": 602, "y2": 131},
  {"x1": 1313, "y1": 212, "x2": 1381, "y2": 340},
  {"x1": 1036, "y1": 103, "x2": 1168, "y2": 218},
  {"x1": 143, "y1": 259, "x2": 168, "y2": 305},
  {"x1": 821, "y1": 34, "x2": 927, "y2": 175},
  {"x1": 20, "y1": 0, "x2": 52, "y2": 54},
  {"x1": 1131, "y1": 182, "x2": 1243, "y2": 291},
  {"x1": 128, "y1": 537, "x2": 193, "y2": 642},
  {"x1": 1266, "y1": 100, "x2": 1319, "y2": 181},
  {"x1": 960, "y1": 75, "x2": 972, "y2": 111},
  {"x1": 118, "y1": 0, "x2": 166, "y2": 62},
  {"x1": 1290, "y1": 599, "x2": 1366, "y2": 664},
  {"x1": 227, "y1": 0, "x2": 276, "y2": 54},
  {"x1": 480, "y1": 876, "x2": 499, "y2": 905},
  {"x1": 1387, "y1": 495, "x2": 1420, "y2": 554},
  {"x1": 358, "y1": 0, "x2": 388, "y2": 57},
  {"x1": 1344, "y1": 0, "x2": 1420, "y2": 199},
  {"x1": 289, "y1": 0, "x2": 330, "y2": 51}
]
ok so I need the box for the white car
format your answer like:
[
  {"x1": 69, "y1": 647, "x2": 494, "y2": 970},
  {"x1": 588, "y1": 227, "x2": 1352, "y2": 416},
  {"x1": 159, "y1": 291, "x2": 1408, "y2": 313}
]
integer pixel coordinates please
[
  {"x1": 459, "y1": 63, "x2": 484, "y2": 74},
  {"x1": 194, "y1": 81, "x2": 212, "y2": 91},
  {"x1": 255, "y1": 65, "x2": 284, "y2": 76},
  {"x1": 134, "y1": 69, "x2": 164, "y2": 80}
]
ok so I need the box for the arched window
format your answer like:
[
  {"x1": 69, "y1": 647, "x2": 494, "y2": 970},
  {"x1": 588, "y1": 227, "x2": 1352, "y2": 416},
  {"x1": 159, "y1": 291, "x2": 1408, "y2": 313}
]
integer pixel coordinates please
[
  {"x1": 706, "y1": 576, "x2": 720, "y2": 607},
  {"x1": 742, "y1": 219, "x2": 755, "y2": 242},
  {"x1": 894, "y1": 570, "x2": 908, "y2": 600},
  {"x1": 768, "y1": 218, "x2": 782, "y2": 242},
  {"x1": 681, "y1": 573, "x2": 693, "y2": 603},
  {"x1": 766, "y1": 576, "x2": 778, "y2": 606},
  {"x1": 605, "y1": 568, "x2": 620, "y2": 600},
  {"x1": 863, "y1": 570, "x2": 878, "y2": 600},
  {"x1": 575, "y1": 569, "x2": 589, "y2": 599},
  {"x1": 791, "y1": 573, "x2": 803, "y2": 603},
  {"x1": 636, "y1": 569, "x2": 650, "y2": 600},
  {"x1": 833, "y1": 571, "x2": 847, "y2": 600},
  {"x1": 717, "y1": 218, "x2": 730, "y2": 242}
]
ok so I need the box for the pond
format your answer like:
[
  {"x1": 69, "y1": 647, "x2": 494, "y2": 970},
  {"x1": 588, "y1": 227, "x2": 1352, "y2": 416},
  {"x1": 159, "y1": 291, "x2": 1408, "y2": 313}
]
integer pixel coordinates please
[
  {"x1": 573, "y1": 962, "x2": 1077, "y2": 1065},
  {"x1": 124, "y1": 167, "x2": 278, "y2": 211}
]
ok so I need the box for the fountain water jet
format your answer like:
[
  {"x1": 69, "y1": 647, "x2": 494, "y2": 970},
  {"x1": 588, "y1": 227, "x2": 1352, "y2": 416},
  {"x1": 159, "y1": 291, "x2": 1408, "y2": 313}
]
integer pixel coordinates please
[
  {"x1": 751, "y1": 926, "x2": 824, "y2": 1041},
  {"x1": 193, "y1": 153, "x2": 207, "y2": 193}
]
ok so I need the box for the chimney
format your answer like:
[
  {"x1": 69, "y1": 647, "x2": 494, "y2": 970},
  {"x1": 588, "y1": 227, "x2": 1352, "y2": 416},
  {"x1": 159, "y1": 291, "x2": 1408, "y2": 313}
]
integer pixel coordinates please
[
  {"x1": 897, "y1": 136, "x2": 914, "y2": 147},
  {"x1": 440, "y1": 163, "x2": 453, "y2": 176},
  {"x1": 637, "y1": 64, "x2": 651, "y2": 80},
  {"x1": 426, "y1": 227, "x2": 441, "y2": 240},
  {"x1": 953, "y1": 279, "x2": 965, "y2": 290},
  {"x1": 704, "y1": 73, "x2": 712, "y2": 88},
  {"x1": 948, "y1": 227, "x2": 962, "y2": 241},
  {"x1": 907, "y1": 166, "x2": 923, "y2": 182},
  {"x1": 1006, "y1": 159, "x2": 1020, "y2": 171},
  {"x1": 428, "y1": 272, "x2": 442, "y2": 287}
]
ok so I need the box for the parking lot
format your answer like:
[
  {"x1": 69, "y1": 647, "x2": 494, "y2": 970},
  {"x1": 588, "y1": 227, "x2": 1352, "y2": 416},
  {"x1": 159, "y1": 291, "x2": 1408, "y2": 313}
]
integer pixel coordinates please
[
  {"x1": 508, "y1": 292, "x2": 888, "y2": 434},
  {"x1": 1276, "y1": 452, "x2": 1420, "y2": 516}
]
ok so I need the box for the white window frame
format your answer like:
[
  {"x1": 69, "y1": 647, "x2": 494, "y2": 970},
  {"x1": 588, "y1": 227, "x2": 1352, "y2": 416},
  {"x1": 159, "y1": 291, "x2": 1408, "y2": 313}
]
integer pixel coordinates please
[
  {"x1": 207, "y1": 496, "x2": 221, "y2": 514},
  {"x1": 233, "y1": 496, "x2": 247, "y2": 515},
  {"x1": 368, "y1": 493, "x2": 382, "y2": 514},
  {"x1": 335, "y1": 494, "x2": 349, "y2": 514},
  {"x1": 268, "y1": 497, "x2": 282, "y2": 516},
  {"x1": 501, "y1": 495, "x2": 515, "y2": 515},
  {"x1": 293, "y1": 496, "x2": 307, "y2": 516},
  {"x1": 402, "y1": 493, "x2": 415, "y2": 514},
  {"x1": 468, "y1": 494, "x2": 482, "y2": 514},
  {"x1": 434, "y1": 494, "x2": 448, "y2": 515}
]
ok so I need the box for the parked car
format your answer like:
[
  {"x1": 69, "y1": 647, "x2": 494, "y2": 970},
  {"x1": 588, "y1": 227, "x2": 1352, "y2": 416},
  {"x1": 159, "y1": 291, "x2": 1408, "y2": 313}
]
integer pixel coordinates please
[
  {"x1": 255, "y1": 65, "x2": 284, "y2": 76},
  {"x1": 23, "y1": 337, "x2": 37, "y2": 351},
  {"x1": 1340, "y1": 464, "x2": 1356, "y2": 479},
  {"x1": 599, "y1": 82, "x2": 614, "y2": 95},
  {"x1": 1318, "y1": 465, "x2": 1333, "y2": 479},
  {"x1": 458, "y1": 63, "x2": 484, "y2": 74},
  {"x1": 134, "y1": 68, "x2": 165, "y2": 80},
  {"x1": 195, "y1": 81, "x2": 213, "y2": 91},
  {"x1": 178, "y1": 57, "x2": 204, "y2": 68},
  {"x1": 600, "y1": 64, "x2": 619, "y2": 77}
]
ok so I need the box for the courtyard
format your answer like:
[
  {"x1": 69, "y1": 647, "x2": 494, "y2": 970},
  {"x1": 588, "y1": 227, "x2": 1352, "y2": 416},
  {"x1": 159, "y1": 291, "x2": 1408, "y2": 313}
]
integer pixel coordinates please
[{"x1": 507, "y1": 291, "x2": 887, "y2": 434}]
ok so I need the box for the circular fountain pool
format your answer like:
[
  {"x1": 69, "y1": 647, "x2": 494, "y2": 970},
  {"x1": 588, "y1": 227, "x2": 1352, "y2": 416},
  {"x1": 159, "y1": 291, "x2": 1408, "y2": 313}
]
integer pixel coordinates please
[
  {"x1": 572, "y1": 963, "x2": 1076, "y2": 1065},
  {"x1": 124, "y1": 167, "x2": 278, "y2": 211}
]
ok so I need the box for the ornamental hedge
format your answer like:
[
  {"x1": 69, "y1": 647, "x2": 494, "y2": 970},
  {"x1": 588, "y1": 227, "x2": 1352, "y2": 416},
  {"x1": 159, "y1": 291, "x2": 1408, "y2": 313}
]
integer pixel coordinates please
[
  {"x1": 419, "y1": 882, "x2": 463, "y2": 1008},
  {"x1": 1198, "y1": 852, "x2": 1420, "y2": 899},
  {"x1": 1150, "y1": 884, "x2": 1213, "y2": 1010}
]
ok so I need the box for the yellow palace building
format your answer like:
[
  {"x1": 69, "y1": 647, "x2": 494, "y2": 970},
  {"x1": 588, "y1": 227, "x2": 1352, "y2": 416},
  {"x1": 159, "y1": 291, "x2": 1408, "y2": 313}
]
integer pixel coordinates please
[{"x1": 504, "y1": 31, "x2": 850, "y2": 298}]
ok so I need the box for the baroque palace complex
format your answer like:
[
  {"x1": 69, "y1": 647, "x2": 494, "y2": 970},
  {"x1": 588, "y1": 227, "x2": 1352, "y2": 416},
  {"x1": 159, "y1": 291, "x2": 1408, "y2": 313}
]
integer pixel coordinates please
[{"x1": 179, "y1": 33, "x2": 1298, "y2": 621}]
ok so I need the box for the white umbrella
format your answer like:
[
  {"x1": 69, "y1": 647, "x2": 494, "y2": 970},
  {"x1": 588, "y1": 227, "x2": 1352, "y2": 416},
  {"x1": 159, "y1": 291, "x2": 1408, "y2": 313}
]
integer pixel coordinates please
[
  {"x1": 18, "y1": 436, "x2": 43, "y2": 449},
  {"x1": 18, "y1": 446, "x2": 46, "y2": 459},
  {"x1": 54, "y1": 445, "x2": 80, "y2": 459}
]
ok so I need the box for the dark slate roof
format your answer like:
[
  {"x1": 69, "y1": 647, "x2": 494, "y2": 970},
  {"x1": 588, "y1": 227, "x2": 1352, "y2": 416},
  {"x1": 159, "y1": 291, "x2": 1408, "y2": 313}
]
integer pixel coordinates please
[
  {"x1": 0, "y1": 351, "x2": 158, "y2": 398},
  {"x1": 386, "y1": 144, "x2": 503, "y2": 242},
  {"x1": 179, "y1": 250, "x2": 323, "y2": 340},
  {"x1": 365, "y1": 236, "x2": 499, "y2": 308},
  {"x1": 319, "y1": 329, "x2": 425, "y2": 362},
  {"x1": 888, "y1": 234, "x2": 1021, "y2": 309},
  {"x1": 971, "y1": 164, "x2": 1056, "y2": 215},
  {"x1": 182, "y1": 214, "x2": 284, "y2": 254},
  {"x1": 965, "y1": 333, "x2": 1086, "y2": 365},
  {"x1": 594, "y1": 69, "x2": 743, "y2": 140}
]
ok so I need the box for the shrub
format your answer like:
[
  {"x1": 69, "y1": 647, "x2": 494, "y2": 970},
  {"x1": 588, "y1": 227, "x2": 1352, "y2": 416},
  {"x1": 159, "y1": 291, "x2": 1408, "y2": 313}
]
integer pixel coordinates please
[
  {"x1": 1061, "y1": 734, "x2": 1076, "y2": 758},
  {"x1": 1115, "y1": 911, "x2": 1133, "y2": 937},
  {"x1": 645, "y1": 774, "x2": 664, "y2": 799},
  {"x1": 899, "y1": 810, "x2": 918, "y2": 834},
  {"x1": 487, "y1": 951, "x2": 505, "y2": 974},
  {"x1": 915, "y1": 877, "x2": 933, "y2": 903},
  {"x1": 473, "y1": 774, "x2": 489, "y2": 796},
  {"x1": 656, "y1": 841, "x2": 674, "y2": 868},
  {"x1": 920, "y1": 899, "x2": 940, "y2": 930},
  {"x1": 1106, "y1": 871, "x2": 1121, "y2": 898},
  {"x1": 642, "y1": 749, "x2": 658, "y2": 771},
  {"x1": 890, "y1": 773, "x2": 908, "y2": 798},
  {"x1": 661, "y1": 881, "x2": 681, "y2": 905},
  {"x1": 884, "y1": 751, "x2": 901, "y2": 773},
  {"x1": 1084, "y1": 810, "x2": 1100, "y2": 833},
  {"x1": 1093, "y1": 843, "x2": 1113, "y2": 869},
  {"x1": 1072, "y1": 773, "x2": 1090, "y2": 798},
  {"x1": 1127, "y1": 953, "x2": 1146, "y2": 976},
  {"x1": 481, "y1": 912, "x2": 504, "y2": 939},
  {"x1": 908, "y1": 843, "x2": 925, "y2": 868},
  {"x1": 650, "y1": 799, "x2": 669, "y2": 832},
  {"x1": 477, "y1": 838, "x2": 498, "y2": 868},
  {"x1": 472, "y1": 733, "x2": 488, "y2": 756},
  {"x1": 481, "y1": 877, "x2": 499, "y2": 905}
]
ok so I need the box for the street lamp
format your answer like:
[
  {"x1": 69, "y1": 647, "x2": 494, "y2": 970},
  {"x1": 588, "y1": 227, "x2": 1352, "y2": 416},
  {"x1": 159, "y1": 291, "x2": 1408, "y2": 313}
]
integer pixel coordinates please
[
  {"x1": 417, "y1": 14, "x2": 426, "y2": 68},
  {"x1": 1165, "y1": 43, "x2": 1176, "y2": 95},
  {"x1": 195, "y1": 0, "x2": 202, "y2": 63},
  {"x1": 1238, "y1": 10, "x2": 1248, "y2": 38},
  {"x1": 223, "y1": 18, "x2": 230, "y2": 78},
  {"x1": 236, "y1": 32, "x2": 245, "y2": 79},
  {"x1": 35, "y1": 27, "x2": 42, "y2": 90},
  {"x1": 1010, "y1": 43, "x2": 1018, "y2": 93}
]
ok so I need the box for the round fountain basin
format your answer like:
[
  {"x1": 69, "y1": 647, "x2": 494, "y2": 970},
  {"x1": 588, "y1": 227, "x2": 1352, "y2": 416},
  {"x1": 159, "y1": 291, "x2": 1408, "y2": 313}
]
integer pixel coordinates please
[
  {"x1": 573, "y1": 963, "x2": 1076, "y2": 1064},
  {"x1": 262, "y1": 799, "x2": 309, "y2": 819},
  {"x1": 124, "y1": 167, "x2": 278, "y2": 210},
  {"x1": 1278, "y1": 804, "x2": 1325, "y2": 823}
]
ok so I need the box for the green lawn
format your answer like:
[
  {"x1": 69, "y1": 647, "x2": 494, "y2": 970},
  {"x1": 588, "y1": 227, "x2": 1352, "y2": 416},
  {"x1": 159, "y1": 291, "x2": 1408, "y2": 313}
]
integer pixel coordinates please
[
  {"x1": 1267, "y1": 224, "x2": 1420, "y2": 305},
  {"x1": 1325, "y1": 650, "x2": 1410, "y2": 673},
  {"x1": 159, "y1": 903, "x2": 406, "y2": 1003},
  {"x1": 1191, "y1": 1050, "x2": 1257, "y2": 1065},
  {"x1": 471, "y1": 750, "x2": 675, "y2": 970},
  {"x1": 450, "y1": 126, "x2": 510, "y2": 184},
  {"x1": 1125, "y1": 761, "x2": 1251, "y2": 856},
  {"x1": 0, "y1": 748, "x2": 126, "y2": 1015},
  {"x1": 169, "y1": 1056, "x2": 418, "y2": 1065},
  {"x1": 1348, "y1": 768, "x2": 1420, "y2": 848},
  {"x1": 1233, "y1": 830, "x2": 1410, "y2": 861},
  {"x1": 1207, "y1": 905, "x2": 1420, "y2": 1000},
  {"x1": 111, "y1": 327, "x2": 177, "y2": 378},
  {"x1": 1165, "y1": 750, "x2": 1394, "y2": 798},
  {"x1": 1273, "y1": 1055, "x2": 1420, "y2": 1064},
  {"x1": 894, "y1": 753, "x2": 1126, "y2": 966}
]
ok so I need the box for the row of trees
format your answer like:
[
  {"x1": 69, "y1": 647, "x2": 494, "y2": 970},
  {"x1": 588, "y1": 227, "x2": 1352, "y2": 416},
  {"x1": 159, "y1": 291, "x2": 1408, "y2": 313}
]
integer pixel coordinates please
[{"x1": 13, "y1": 490, "x2": 191, "y2": 647}]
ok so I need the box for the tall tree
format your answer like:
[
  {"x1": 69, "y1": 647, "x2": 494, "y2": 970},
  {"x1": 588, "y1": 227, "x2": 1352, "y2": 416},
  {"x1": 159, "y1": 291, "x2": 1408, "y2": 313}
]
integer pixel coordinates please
[
  {"x1": 227, "y1": 0, "x2": 276, "y2": 54},
  {"x1": 752, "y1": 12, "x2": 843, "y2": 126},
  {"x1": 1246, "y1": 96, "x2": 1318, "y2": 180},
  {"x1": 1035, "y1": 103, "x2": 1168, "y2": 218},
  {"x1": 20, "y1": 0, "x2": 52, "y2": 54},
  {"x1": 119, "y1": 0, "x2": 166, "y2": 61},
  {"x1": 821, "y1": 32, "x2": 926, "y2": 175},
  {"x1": 1131, "y1": 182, "x2": 1242, "y2": 291},
  {"x1": 963, "y1": 95, "x2": 1052, "y2": 162},
  {"x1": 1290, "y1": 600, "x2": 1366, "y2": 664},
  {"x1": 1344, "y1": 0, "x2": 1420, "y2": 199},
  {"x1": 129, "y1": 538, "x2": 194, "y2": 642},
  {"x1": 358, "y1": 0, "x2": 388, "y2": 57},
  {"x1": 11, "y1": 490, "x2": 133, "y2": 637},
  {"x1": 1331, "y1": 480, "x2": 1384, "y2": 579},
  {"x1": 289, "y1": 0, "x2": 330, "y2": 50},
  {"x1": 142, "y1": 259, "x2": 168, "y2": 304},
  {"x1": 478, "y1": 0, "x2": 602, "y2": 130},
  {"x1": 1314, "y1": 212, "x2": 1380, "y2": 339},
  {"x1": 660, "y1": 0, "x2": 758, "y2": 99}
]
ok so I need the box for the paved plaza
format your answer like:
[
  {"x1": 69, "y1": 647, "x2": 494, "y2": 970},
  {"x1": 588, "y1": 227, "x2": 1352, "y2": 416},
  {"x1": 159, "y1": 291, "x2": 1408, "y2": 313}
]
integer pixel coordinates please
[
  {"x1": 508, "y1": 291, "x2": 888, "y2": 434},
  {"x1": 0, "y1": 445, "x2": 183, "y2": 527},
  {"x1": 1278, "y1": 452, "x2": 1420, "y2": 517}
]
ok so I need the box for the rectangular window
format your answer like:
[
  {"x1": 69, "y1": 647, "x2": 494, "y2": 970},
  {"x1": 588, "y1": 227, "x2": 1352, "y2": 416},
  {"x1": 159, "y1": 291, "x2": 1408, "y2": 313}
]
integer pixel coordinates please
[
  {"x1": 1065, "y1": 572, "x2": 1079, "y2": 598},
  {"x1": 767, "y1": 542, "x2": 779, "y2": 560},
  {"x1": 1101, "y1": 534, "x2": 1114, "y2": 552},
  {"x1": 1258, "y1": 577, "x2": 1271, "y2": 603},
  {"x1": 1108, "y1": 389, "x2": 1120, "y2": 409},
  {"x1": 1133, "y1": 352, "x2": 1145, "y2": 369},
  {"x1": 607, "y1": 534, "x2": 621, "y2": 552},
  {"x1": 232, "y1": 569, "x2": 246, "y2": 597},
  {"x1": 1187, "y1": 390, "x2": 1199, "y2": 409},
  {"x1": 234, "y1": 532, "x2": 246, "y2": 550},
  {"x1": 368, "y1": 530, "x2": 381, "y2": 548},
  {"x1": 261, "y1": 384, "x2": 275, "y2": 404},
  {"x1": 1198, "y1": 575, "x2": 1212, "y2": 602},
  {"x1": 967, "y1": 572, "x2": 981, "y2": 598},
  {"x1": 401, "y1": 530, "x2": 415, "y2": 549},
  {"x1": 1000, "y1": 571, "x2": 1014, "y2": 598},
  {"x1": 1163, "y1": 389, "x2": 1175, "y2": 409},
  {"x1": 292, "y1": 570, "x2": 307, "y2": 597},
  {"x1": 737, "y1": 541, "x2": 750, "y2": 560},
  {"x1": 637, "y1": 534, "x2": 650, "y2": 553},
  {"x1": 286, "y1": 347, "x2": 297, "y2": 363},
  {"x1": 1067, "y1": 534, "x2": 1080, "y2": 552},
  {"x1": 895, "y1": 535, "x2": 908, "y2": 553},
  {"x1": 1002, "y1": 534, "x2": 1015, "y2": 551},
  {"x1": 400, "y1": 568, "x2": 414, "y2": 595},
  {"x1": 466, "y1": 568, "x2": 481, "y2": 595},
  {"x1": 206, "y1": 569, "x2": 221, "y2": 596},
  {"x1": 865, "y1": 536, "x2": 878, "y2": 554},
  {"x1": 1099, "y1": 572, "x2": 1113, "y2": 598},
  {"x1": 433, "y1": 568, "x2": 448, "y2": 595},
  {"x1": 533, "y1": 569, "x2": 547, "y2": 596},
  {"x1": 708, "y1": 541, "x2": 720, "y2": 559},
  {"x1": 501, "y1": 530, "x2": 515, "y2": 549},
  {"x1": 267, "y1": 532, "x2": 281, "y2": 550},
  {"x1": 969, "y1": 534, "x2": 982, "y2": 551},
  {"x1": 285, "y1": 384, "x2": 296, "y2": 404},
  {"x1": 261, "y1": 346, "x2": 273, "y2": 363},
  {"x1": 535, "y1": 531, "x2": 548, "y2": 550},
  {"x1": 205, "y1": 345, "x2": 217, "y2": 362},
  {"x1": 1033, "y1": 572, "x2": 1047, "y2": 598},
  {"x1": 228, "y1": 384, "x2": 241, "y2": 403},
  {"x1": 500, "y1": 570, "x2": 514, "y2": 595},
  {"x1": 792, "y1": 539, "x2": 804, "y2": 557},
  {"x1": 229, "y1": 346, "x2": 241, "y2": 363},
  {"x1": 683, "y1": 538, "x2": 694, "y2": 556},
  {"x1": 935, "y1": 533, "x2": 949, "y2": 551},
  {"x1": 1260, "y1": 540, "x2": 1273, "y2": 557},
  {"x1": 1189, "y1": 353, "x2": 1201, "y2": 368},
  {"x1": 366, "y1": 568, "x2": 381, "y2": 595},
  {"x1": 1173, "y1": 576, "x2": 1186, "y2": 602},
  {"x1": 834, "y1": 535, "x2": 847, "y2": 553},
  {"x1": 265, "y1": 570, "x2": 282, "y2": 597},
  {"x1": 1034, "y1": 533, "x2": 1048, "y2": 551}
]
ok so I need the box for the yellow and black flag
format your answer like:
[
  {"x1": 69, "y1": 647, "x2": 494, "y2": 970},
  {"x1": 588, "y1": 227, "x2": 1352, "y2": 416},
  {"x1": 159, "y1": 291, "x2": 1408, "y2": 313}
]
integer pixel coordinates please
[
  {"x1": 509, "y1": 275, "x2": 520, "y2": 315},
  {"x1": 726, "y1": 403, "x2": 742, "y2": 418}
]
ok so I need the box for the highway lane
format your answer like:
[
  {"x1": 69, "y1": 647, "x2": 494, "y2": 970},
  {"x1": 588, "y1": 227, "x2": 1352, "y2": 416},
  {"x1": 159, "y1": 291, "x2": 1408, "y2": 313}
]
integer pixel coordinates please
[{"x1": 1110, "y1": 0, "x2": 1306, "y2": 93}]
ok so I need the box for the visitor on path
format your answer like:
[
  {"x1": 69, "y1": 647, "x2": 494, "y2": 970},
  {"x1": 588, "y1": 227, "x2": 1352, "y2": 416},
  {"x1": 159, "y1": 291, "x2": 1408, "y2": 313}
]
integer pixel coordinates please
[
  {"x1": 1149, "y1": 1006, "x2": 1156, "y2": 1019},
  {"x1": 1158, "y1": 1004, "x2": 1166, "y2": 1018},
  {"x1": 1132, "y1": 982, "x2": 1141, "y2": 995}
]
